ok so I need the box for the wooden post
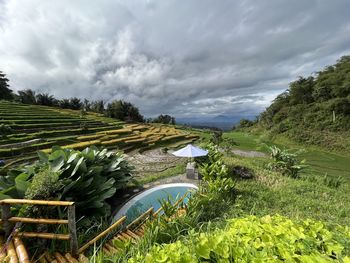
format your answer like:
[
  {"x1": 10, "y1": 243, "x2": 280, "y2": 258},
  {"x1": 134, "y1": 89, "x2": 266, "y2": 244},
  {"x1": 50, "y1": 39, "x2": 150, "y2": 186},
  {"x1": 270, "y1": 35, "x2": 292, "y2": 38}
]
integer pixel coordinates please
[
  {"x1": 68, "y1": 205, "x2": 78, "y2": 257},
  {"x1": 2, "y1": 203, "x2": 12, "y2": 237}
]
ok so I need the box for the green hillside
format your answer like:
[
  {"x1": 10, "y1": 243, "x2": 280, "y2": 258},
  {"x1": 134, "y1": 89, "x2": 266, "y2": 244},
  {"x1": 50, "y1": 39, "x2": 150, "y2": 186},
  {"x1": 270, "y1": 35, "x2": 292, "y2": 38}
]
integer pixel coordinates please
[
  {"x1": 250, "y1": 56, "x2": 350, "y2": 152},
  {"x1": 0, "y1": 101, "x2": 198, "y2": 171}
]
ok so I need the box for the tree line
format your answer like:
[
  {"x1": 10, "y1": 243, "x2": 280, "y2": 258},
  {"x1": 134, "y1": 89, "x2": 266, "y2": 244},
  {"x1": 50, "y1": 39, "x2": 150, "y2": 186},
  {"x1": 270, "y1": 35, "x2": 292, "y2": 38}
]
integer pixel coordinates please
[
  {"x1": 259, "y1": 55, "x2": 350, "y2": 128},
  {"x1": 0, "y1": 71, "x2": 176, "y2": 124}
]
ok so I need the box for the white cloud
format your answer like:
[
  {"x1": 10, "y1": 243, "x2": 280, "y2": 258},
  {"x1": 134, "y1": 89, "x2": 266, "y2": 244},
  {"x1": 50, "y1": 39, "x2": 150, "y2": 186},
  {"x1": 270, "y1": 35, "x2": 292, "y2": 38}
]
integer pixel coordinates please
[{"x1": 0, "y1": 0, "x2": 350, "y2": 117}]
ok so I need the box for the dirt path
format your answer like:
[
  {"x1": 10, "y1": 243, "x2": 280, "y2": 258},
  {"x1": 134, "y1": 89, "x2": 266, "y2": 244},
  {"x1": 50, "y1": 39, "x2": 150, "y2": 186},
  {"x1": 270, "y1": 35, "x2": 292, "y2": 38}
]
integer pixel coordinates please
[{"x1": 231, "y1": 149, "x2": 267, "y2": 158}]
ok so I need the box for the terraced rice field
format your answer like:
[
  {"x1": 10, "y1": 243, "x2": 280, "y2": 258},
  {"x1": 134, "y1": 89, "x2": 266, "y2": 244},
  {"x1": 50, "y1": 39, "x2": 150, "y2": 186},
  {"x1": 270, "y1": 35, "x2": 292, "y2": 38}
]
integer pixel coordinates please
[{"x1": 0, "y1": 101, "x2": 199, "y2": 171}]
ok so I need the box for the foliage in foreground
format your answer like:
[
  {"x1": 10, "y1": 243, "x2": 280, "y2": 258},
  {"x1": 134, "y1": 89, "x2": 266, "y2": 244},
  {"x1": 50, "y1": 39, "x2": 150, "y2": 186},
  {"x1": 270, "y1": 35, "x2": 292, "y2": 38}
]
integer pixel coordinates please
[
  {"x1": 128, "y1": 215, "x2": 350, "y2": 263},
  {"x1": 0, "y1": 146, "x2": 134, "y2": 223}
]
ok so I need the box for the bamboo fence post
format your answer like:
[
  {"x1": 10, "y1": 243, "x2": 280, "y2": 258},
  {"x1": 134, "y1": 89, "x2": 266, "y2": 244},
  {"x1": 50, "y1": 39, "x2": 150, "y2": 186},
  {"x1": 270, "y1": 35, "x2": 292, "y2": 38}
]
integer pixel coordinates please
[
  {"x1": 68, "y1": 205, "x2": 78, "y2": 257},
  {"x1": 2, "y1": 203, "x2": 12, "y2": 237}
]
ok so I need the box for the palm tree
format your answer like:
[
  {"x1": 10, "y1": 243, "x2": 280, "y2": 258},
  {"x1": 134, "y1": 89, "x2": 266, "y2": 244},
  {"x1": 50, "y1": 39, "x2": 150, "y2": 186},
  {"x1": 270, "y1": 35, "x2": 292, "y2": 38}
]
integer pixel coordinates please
[
  {"x1": 36, "y1": 93, "x2": 56, "y2": 106},
  {"x1": 69, "y1": 97, "x2": 82, "y2": 110},
  {"x1": 18, "y1": 89, "x2": 36, "y2": 104}
]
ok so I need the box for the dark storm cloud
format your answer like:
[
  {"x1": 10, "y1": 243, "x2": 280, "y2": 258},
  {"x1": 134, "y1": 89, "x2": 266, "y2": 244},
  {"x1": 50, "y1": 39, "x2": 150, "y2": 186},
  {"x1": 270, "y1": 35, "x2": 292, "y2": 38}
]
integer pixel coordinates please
[{"x1": 0, "y1": 0, "x2": 350, "y2": 117}]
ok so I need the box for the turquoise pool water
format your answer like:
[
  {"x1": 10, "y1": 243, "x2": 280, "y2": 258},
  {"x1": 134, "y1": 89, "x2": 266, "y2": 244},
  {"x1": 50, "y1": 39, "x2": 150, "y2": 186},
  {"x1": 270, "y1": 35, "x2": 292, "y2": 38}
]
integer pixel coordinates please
[{"x1": 113, "y1": 183, "x2": 197, "y2": 224}]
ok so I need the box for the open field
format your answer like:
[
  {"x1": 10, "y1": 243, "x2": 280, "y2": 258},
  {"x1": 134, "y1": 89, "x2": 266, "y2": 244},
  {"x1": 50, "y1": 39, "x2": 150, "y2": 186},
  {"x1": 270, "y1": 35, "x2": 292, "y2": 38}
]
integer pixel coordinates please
[{"x1": 224, "y1": 131, "x2": 350, "y2": 182}]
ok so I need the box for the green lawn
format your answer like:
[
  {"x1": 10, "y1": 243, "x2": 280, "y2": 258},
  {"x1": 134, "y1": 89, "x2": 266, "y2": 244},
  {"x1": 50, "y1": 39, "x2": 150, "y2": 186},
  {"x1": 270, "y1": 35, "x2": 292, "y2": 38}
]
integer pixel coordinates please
[
  {"x1": 224, "y1": 154, "x2": 350, "y2": 226},
  {"x1": 224, "y1": 131, "x2": 350, "y2": 182},
  {"x1": 221, "y1": 131, "x2": 350, "y2": 226}
]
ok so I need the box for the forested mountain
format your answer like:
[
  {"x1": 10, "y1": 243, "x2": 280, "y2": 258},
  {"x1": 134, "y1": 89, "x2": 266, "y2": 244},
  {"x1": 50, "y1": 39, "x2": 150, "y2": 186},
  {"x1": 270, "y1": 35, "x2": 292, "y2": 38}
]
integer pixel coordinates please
[{"x1": 255, "y1": 56, "x2": 350, "y2": 151}]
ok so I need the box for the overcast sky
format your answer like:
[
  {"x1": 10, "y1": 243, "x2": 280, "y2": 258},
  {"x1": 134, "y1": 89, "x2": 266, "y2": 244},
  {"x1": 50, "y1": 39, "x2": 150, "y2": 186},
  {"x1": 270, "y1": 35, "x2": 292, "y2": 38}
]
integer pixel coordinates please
[{"x1": 1, "y1": 0, "x2": 350, "y2": 118}]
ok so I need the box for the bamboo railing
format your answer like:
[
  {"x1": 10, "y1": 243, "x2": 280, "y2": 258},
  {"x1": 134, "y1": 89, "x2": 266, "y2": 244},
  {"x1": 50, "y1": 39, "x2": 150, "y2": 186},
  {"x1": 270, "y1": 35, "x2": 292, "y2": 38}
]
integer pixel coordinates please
[
  {"x1": 78, "y1": 216, "x2": 127, "y2": 254},
  {"x1": 78, "y1": 208, "x2": 155, "y2": 254},
  {"x1": 0, "y1": 192, "x2": 189, "y2": 260},
  {"x1": 78, "y1": 193, "x2": 188, "y2": 253},
  {"x1": 0, "y1": 199, "x2": 78, "y2": 256},
  {"x1": 126, "y1": 207, "x2": 154, "y2": 230}
]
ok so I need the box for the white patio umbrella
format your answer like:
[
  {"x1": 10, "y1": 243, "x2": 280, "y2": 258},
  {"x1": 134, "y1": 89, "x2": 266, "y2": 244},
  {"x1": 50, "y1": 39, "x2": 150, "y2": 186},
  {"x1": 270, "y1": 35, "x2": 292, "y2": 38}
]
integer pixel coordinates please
[
  {"x1": 172, "y1": 144, "x2": 208, "y2": 179},
  {"x1": 172, "y1": 144, "x2": 208, "y2": 159}
]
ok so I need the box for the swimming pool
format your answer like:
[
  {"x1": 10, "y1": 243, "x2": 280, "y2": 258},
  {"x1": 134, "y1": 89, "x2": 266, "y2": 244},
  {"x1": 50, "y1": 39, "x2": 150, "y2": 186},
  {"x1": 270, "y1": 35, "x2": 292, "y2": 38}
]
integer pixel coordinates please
[{"x1": 112, "y1": 183, "x2": 198, "y2": 224}]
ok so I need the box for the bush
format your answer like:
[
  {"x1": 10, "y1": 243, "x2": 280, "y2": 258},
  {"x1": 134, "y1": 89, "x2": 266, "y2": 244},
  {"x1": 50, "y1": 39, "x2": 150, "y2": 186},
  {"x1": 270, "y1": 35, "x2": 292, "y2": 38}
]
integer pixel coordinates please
[
  {"x1": 199, "y1": 160, "x2": 228, "y2": 181},
  {"x1": 210, "y1": 130, "x2": 223, "y2": 145},
  {"x1": 198, "y1": 143, "x2": 230, "y2": 181},
  {"x1": 24, "y1": 169, "x2": 62, "y2": 200},
  {"x1": 187, "y1": 177, "x2": 235, "y2": 223},
  {"x1": 0, "y1": 124, "x2": 13, "y2": 136},
  {"x1": 0, "y1": 146, "x2": 134, "y2": 223},
  {"x1": 196, "y1": 143, "x2": 222, "y2": 167},
  {"x1": 266, "y1": 145, "x2": 307, "y2": 178},
  {"x1": 128, "y1": 215, "x2": 350, "y2": 263}
]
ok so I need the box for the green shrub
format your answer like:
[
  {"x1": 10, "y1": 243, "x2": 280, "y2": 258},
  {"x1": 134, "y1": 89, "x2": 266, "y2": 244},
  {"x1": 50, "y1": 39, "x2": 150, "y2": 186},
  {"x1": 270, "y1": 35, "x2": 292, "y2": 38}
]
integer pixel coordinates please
[
  {"x1": 267, "y1": 145, "x2": 307, "y2": 178},
  {"x1": 0, "y1": 124, "x2": 13, "y2": 136},
  {"x1": 198, "y1": 143, "x2": 229, "y2": 181},
  {"x1": 196, "y1": 143, "x2": 223, "y2": 167},
  {"x1": 0, "y1": 146, "x2": 134, "y2": 223},
  {"x1": 24, "y1": 169, "x2": 62, "y2": 200},
  {"x1": 23, "y1": 169, "x2": 64, "y2": 219},
  {"x1": 199, "y1": 160, "x2": 228, "y2": 181},
  {"x1": 128, "y1": 215, "x2": 350, "y2": 263},
  {"x1": 210, "y1": 130, "x2": 223, "y2": 145},
  {"x1": 187, "y1": 177, "x2": 235, "y2": 223}
]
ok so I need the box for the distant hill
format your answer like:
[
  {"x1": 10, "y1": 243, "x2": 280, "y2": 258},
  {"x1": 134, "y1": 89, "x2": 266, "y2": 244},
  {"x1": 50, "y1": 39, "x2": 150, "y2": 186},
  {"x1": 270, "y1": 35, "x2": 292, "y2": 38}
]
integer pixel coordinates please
[
  {"x1": 251, "y1": 55, "x2": 350, "y2": 152},
  {"x1": 177, "y1": 115, "x2": 255, "y2": 130}
]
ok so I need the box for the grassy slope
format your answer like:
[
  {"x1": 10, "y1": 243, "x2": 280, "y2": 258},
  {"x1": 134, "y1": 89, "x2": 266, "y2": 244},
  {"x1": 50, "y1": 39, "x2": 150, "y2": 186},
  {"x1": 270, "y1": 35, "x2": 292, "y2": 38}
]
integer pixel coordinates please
[
  {"x1": 224, "y1": 131, "x2": 350, "y2": 182},
  {"x1": 222, "y1": 131, "x2": 350, "y2": 226}
]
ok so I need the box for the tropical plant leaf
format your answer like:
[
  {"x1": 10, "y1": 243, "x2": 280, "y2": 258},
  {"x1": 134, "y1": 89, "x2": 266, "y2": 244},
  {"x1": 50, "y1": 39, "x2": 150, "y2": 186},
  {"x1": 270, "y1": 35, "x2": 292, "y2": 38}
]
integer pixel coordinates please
[
  {"x1": 50, "y1": 155, "x2": 65, "y2": 172},
  {"x1": 37, "y1": 151, "x2": 48, "y2": 163}
]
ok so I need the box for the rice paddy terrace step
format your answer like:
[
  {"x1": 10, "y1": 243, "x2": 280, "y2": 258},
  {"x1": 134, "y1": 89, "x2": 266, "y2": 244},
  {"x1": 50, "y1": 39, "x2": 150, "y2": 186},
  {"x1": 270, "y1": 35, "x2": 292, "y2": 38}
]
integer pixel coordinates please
[{"x1": 0, "y1": 101, "x2": 200, "y2": 172}]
